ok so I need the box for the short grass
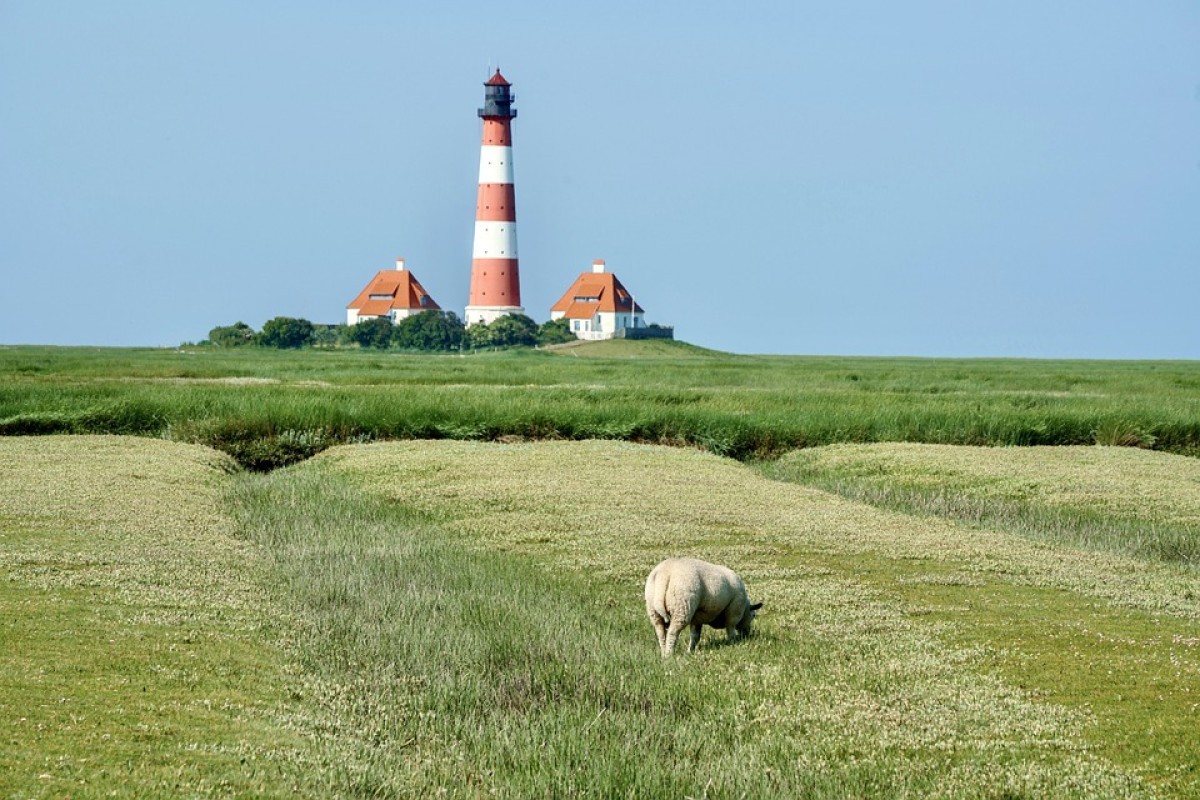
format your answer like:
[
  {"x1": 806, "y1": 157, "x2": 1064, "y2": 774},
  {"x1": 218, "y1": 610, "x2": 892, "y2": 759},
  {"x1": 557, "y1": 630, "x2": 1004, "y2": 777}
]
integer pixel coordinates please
[
  {"x1": 0, "y1": 437, "x2": 325, "y2": 798},
  {"x1": 762, "y1": 443, "x2": 1200, "y2": 565}
]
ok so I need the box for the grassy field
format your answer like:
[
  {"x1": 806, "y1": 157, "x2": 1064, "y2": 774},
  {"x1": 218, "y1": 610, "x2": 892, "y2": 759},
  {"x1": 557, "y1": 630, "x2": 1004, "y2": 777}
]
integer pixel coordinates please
[
  {"x1": 0, "y1": 437, "x2": 327, "y2": 797},
  {"x1": 764, "y1": 443, "x2": 1200, "y2": 566},
  {"x1": 3, "y1": 344, "x2": 1198, "y2": 796},
  {"x1": 4, "y1": 434, "x2": 1198, "y2": 797},
  {"x1": 2, "y1": 344, "x2": 1199, "y2": 468}
]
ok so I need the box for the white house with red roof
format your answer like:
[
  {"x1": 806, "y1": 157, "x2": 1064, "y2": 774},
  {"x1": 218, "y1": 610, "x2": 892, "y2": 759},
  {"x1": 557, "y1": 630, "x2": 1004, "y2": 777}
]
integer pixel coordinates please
[
  {"x1": 346, "y1": 259, "x2": 441, "y2": 325},
  {"x1": 549, "y1": 260, "x2": 645, "y2": 340}
]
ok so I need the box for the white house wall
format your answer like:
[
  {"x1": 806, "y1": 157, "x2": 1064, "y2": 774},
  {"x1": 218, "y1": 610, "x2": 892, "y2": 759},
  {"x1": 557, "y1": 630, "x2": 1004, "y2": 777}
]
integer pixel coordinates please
[{"x1": 563, "y1": 310, "x2": 646, "y2": 340}]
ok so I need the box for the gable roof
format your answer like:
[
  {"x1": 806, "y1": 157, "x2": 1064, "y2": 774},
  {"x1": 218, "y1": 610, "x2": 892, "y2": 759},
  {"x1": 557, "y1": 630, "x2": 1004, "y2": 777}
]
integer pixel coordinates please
[
  {"x1": 347, "y1": 269, "x2": 441, "y2": 314},
  {"x1": 549, "y1": 270, "x2": 643, "y2": 319}
]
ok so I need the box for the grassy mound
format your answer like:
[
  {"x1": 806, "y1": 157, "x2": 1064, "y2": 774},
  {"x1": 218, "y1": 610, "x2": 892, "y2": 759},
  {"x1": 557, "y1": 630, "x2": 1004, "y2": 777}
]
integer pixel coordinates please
[
  {"x1": 0, "y1": 436, "x2": 324, "y2": 797},
  {"x1": 764, "y1": 443, "x2": 1200, "y2": 565},
  {"x1": 545, "y1": 338, "x2": 725, "y2": 358}
]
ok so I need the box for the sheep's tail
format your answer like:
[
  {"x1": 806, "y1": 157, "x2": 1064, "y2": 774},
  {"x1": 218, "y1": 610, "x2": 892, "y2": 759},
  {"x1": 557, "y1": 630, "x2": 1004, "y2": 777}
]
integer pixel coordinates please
[{"x1": 647, "y1": 566, "x2": 671, "y2": 622}]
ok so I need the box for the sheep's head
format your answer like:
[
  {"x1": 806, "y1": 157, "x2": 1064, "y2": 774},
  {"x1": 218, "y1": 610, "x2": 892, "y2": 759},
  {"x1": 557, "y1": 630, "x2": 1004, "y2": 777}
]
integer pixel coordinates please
[{"x1": 737, "y1": 601, "x2": 764, "y2": 637}]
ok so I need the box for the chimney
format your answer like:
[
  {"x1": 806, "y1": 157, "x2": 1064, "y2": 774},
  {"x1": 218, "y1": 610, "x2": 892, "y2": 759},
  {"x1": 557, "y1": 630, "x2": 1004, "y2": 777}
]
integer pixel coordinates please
[
  {"x1": 592, "y1": 259, "x2": 606, "y2": 273},
  {"x1": 396, "y1": 258, "x2": 406, "y2": 271}
]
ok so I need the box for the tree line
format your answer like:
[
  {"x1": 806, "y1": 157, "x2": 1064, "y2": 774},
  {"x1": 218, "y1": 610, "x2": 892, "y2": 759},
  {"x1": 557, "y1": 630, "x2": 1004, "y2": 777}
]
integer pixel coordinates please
[{"x1": 204, "y1": 312, "x2": 576, "y2": 351}]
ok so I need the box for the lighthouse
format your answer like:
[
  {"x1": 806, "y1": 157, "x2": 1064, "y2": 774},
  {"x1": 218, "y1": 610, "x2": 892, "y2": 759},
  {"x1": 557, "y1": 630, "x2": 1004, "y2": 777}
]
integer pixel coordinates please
[{"x1": 465, "y1": 70, "x2": 523, "y2": 326}]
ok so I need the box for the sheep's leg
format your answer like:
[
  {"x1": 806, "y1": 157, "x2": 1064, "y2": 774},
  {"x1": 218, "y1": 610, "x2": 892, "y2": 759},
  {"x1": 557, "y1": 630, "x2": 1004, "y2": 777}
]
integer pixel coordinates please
[
  {"x1": 649, "y1": 612, "x2": 668, "y2": 655},
  {"x1": 688, "y1": 624, "x2": 703, "y2": 653},
  {"x1": 664, "y1": 618, "x2": 687, "y2": 656}
]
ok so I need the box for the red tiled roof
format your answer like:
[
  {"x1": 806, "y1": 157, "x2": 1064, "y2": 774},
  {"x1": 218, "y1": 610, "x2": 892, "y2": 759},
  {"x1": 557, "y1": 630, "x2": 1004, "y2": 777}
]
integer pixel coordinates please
[
  {"x1": 550, "y1": 270, "x2": 643, "y2": 318},
  {"x1": 347, "y1": 269, "x2": 441, "y2": 313},
  {"x1": 356, "y1": 299, "x2": 395, "y2": 317},
  {"x1": 485, "y1": 69, "x2": 510, "y2": 86}
]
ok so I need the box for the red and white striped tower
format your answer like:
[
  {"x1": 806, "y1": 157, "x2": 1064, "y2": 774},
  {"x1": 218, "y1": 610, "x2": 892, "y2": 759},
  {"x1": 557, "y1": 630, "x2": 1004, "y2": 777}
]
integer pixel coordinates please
[{"x1": 465, "y1": 69, "x2": 523, "y2": 326}]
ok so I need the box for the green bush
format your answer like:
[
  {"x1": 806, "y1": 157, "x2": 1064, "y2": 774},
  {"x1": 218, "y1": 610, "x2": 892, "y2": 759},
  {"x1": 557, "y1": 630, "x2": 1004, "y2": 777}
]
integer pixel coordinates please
[
  {"x1": 259, "y1": 317, "x2": 315, "y2": 349},
  {"x1": 208, "y1": 321, "x2": 257, "y2": 347},
  {"x1": 537, "y1": 317, "x2": 576, "y2": 345},
  {"x1": 350, "y1": 317, "x2": 394, "y2": 349},
  {"x1": 393, "y1": 310, "x2": 466, "y2": 351},
  {"x1": 469, "y1": 313, "x2": 538, "y2": 349}
]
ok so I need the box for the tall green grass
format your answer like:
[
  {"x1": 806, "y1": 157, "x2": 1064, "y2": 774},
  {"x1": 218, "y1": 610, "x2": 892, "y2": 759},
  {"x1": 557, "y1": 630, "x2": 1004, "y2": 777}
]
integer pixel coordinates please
[{"x1": 2, "y1": 344, "x2": 1198, "y2": 469}]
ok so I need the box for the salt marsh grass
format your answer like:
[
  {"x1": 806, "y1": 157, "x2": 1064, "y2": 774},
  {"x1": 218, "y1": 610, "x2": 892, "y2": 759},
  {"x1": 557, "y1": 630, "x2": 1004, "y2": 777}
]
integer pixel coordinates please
[
  {"x1": 0, "y1": 437, "x2": 325, "y2": 797},
  {"x1": 764, "y1": 444, "x2": 1200, "y2": 565},
  {"x1": 6, "y1": 436, "x2": 1198, "y2": 796},
  {"x1": 5, "y1": 341, "x2": 1200, "y2": 797},
  {"x1": 294, "y1": 439, "x2": 1200, "y2": 797},
  {"x1": 2, "y1": 345, "x2": 1198, "y2": 468}
]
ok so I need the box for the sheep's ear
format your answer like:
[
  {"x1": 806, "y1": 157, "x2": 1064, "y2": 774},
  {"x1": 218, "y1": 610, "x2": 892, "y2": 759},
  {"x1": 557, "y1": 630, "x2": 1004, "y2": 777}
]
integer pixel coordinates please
[{"x1": 751, "y1": 602, "x2": 763, "y2": 611}]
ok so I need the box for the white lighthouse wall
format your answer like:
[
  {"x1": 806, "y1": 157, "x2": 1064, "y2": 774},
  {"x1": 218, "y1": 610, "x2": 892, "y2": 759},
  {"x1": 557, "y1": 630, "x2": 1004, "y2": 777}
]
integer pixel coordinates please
[
  {"x1": 465, "y1": 304, "x2": 525, "y2": 326},
  {"x1": 477, "y1": 146, "x2": 515, "y2": 184},
  {"x1": 472, "y1": 222, "x2": 519, "y2": 258}
]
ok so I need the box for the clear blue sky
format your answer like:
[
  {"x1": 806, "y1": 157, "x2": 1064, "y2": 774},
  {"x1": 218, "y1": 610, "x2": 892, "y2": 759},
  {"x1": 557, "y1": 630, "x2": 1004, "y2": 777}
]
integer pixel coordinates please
[{"x1": 2, "y1": 2, "x2": 1198, "y2": 358}]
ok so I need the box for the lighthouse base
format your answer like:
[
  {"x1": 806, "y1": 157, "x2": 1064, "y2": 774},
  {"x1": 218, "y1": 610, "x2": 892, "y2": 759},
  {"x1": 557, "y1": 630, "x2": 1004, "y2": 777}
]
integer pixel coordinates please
[{"x1": 465, "y1": 305, "x2": 526, "y2": 327}]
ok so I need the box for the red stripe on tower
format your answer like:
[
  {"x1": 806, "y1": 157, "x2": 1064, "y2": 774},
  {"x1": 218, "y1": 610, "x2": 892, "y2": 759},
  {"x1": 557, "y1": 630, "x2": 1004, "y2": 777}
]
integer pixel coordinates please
[{"x1": 466, "y1": 69, "x2": 523, "y2": 326}]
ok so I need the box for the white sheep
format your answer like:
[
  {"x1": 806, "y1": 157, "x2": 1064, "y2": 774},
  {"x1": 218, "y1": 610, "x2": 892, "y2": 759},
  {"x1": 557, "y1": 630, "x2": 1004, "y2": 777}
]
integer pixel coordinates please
[{"x1": 644, "y1": 558, "x2": 762, "y2": 656}]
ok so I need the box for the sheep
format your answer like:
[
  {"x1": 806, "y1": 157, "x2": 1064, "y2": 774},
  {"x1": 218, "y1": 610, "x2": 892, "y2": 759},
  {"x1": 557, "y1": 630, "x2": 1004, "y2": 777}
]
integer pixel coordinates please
[{"x1": 644, "y1": 557, "x2": 762, "y2": 656}]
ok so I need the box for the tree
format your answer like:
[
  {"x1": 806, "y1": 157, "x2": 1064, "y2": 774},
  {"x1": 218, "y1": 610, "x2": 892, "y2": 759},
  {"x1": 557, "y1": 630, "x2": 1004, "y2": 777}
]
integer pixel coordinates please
[
  {"x1": 208, "y1": 321, "x2": 256, "y2": 347},
  {"x1": 350, "y1": 317, "x2": 393, "y2": 349},
  {"x1": 486, "y1": 313, "x2": 539, "y2": 348},
  {"x1": 536, "y1": 318, "x2": 576, "y2": 346},
  {"x1": 258, "y1": 317, "x2": 315, "y2": 349},
  {"x1": 393, "y1": 310, "x2": 467, "y2": 351},
  {"x1": 467, "y1": 319, "x2": 496, "y2": 349},
  {"x1": 310, "y1": 324, "x2": 348, "y2": 348}
]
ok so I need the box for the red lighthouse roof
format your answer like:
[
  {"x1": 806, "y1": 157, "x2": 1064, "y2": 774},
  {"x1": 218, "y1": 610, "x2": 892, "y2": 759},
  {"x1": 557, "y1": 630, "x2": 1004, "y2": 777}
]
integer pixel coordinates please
[{"x1": 485, "y1": 69, "x2": 511, "y2": 86}]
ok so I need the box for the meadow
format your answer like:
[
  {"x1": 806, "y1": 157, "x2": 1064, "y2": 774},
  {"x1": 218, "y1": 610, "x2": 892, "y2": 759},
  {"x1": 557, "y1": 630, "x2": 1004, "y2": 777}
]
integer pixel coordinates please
[
  {"x1": 2, "y1": 343, "x2": 1199, "y2": 468},
  {"x1": 2, "y1": 343, "x2": 1199, "y2": 797}
]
